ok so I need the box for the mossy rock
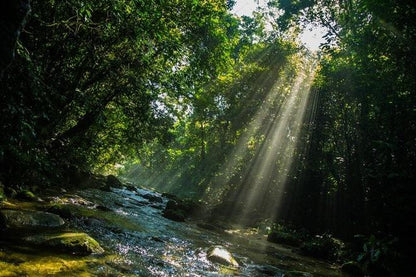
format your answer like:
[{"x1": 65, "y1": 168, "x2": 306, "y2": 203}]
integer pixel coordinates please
[
  {"x1": 23, "y1": 232, "x2": 104, "y2": 256},
  {"x1": 0, "y1": 209, "x2": 65, "y2": 230},
  {"x1": 47, "y1": 204, "x2": 74, "y2": 219},
  {"x1": 207, "y1": 245, "x2": 239, "y2": 267}
]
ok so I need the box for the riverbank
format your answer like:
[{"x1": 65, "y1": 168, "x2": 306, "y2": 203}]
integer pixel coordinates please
[{"x1": 0, "y1": 176, "x2": 346, "y2": 276}]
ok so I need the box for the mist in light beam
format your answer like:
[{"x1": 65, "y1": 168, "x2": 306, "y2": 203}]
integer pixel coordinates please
[{"x1": 207, "y1": 54, "x2": 318, "y2": 223}]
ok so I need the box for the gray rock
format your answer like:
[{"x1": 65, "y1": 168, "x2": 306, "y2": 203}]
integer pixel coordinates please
[
  {"x1": 207, "y1": 245, "x2": 239, "y2": 267},
  {"x1": 0, "y1": 209, "x2": 65, "y2": 230},
  {"x1": 142, "y1": 193, "x2": 163, "y2": 203}
]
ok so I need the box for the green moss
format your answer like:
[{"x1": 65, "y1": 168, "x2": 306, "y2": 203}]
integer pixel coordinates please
[
  {"x1": 23, "y1": 232, "x2": 104, "y2": 255},
  {"x1": 0, "y1": 249, "x2": 131, "y2": 276},
  {"x1": 15, "y1": 190, "x2": 36, "y2": 201}
]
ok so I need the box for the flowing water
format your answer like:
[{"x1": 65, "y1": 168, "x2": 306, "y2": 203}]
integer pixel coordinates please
[{"x1": 0, "y1": 187, "x2": 341, "y2": 276}]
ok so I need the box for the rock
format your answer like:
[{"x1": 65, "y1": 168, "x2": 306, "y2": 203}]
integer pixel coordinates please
[
  {"x1": 161, "y1": 192, "x2": 179, "y2": 201},
  {"x1": 142, "y1": 193, "x2": 163, "y2": 203},
  {"x1": 125, "y1": 184, "x2": 137, "y2": 192},
  {"x1": 0, "y1": 209, "x2": 65, "y2": 230},
  {"x1": 47, "y1": 204, "x2": 74, "y2": 219},
  {"x1": 82, "y1": 217, "x2": 104, "y2": 227},
  {"x1": 207, "y1": 246, "x2": 239, "y2": 267},
  {"x1": 341, "y1": 261, "x2": 363, "y2": 276},
  {"x1": 23, "y1": 232, "x2": 104, "y2": 255},
  {"x1": 150, "y1": 203, "x2": 163, "y2": 210},
  {"x1": 106, "y1": 175, "x2": 124, "y2": 189},
  {"x1": 267, "y1": 231, "x2": 301, "y2": 247},
  {"x1": 150, "y1": 236, "x2": 164, "y2": 243},
  {"x1": 162, "y1": 198, "x2": 204, "y2": 221},
  {"x1": 162, "y1": 208, "x2": 185, "y2": 222}
]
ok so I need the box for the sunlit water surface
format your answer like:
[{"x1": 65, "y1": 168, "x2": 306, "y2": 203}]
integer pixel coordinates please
[{"x1": 1, "y1": 187, "x2": 341, "y2": 276}]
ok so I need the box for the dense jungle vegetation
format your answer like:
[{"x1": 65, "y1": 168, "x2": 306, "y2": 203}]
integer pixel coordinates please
[{"x1": 1, "y1": 0, "x2": 415, "y2": 275}]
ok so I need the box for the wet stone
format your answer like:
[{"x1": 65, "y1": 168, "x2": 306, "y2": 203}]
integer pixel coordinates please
[
  {"x1": 207, "y1": 245, "x2": 239, "y2": 267},
  {"x1": 47, "y1": 204, "x2": 74, "y2": 219},
  {"x1": 23, "y1": 232, "x2": 104, "y2": 256},
  {"x1": 141, "y1": 193, "x2": 163, "y2": 203},
  {"x1": 0, "y1": 209, "x2": 65, "y2": 230}
]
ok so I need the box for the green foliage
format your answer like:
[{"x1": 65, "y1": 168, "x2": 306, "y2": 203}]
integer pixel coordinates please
[
  {"x1": 123, "y1": 38, "x2": 298, "y2": 201},
  {"x1": 357, "y1": 235, "x2": 400, "y2": 276},
  {"x1": 0, "y1": 0, "x2": 238, "y2": 186},
  {"x1": 300, "y1": 234, "x2": 344, "y2": 261},
  {"x1": 267, "y1": 228, "x2": 302, "y2": 247}
]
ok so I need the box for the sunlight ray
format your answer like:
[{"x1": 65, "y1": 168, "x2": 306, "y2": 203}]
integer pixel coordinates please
[{"x1": 207, "y1": 53, "x2": 318, "y2": 224}]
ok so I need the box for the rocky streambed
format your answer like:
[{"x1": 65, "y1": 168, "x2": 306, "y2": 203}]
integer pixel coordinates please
[{"x1": 1, "y1": 184, "x2": 343, "y2": 276}]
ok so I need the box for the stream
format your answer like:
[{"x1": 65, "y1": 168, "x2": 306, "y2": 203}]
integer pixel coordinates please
[{"x1": 0, "y1": 187, "x2": 341, "y2": 276}]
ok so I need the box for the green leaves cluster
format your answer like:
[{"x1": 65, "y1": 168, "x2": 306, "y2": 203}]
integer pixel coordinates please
[{"x1": 0, "y1": 0, "x2": 239, "y2": 184}]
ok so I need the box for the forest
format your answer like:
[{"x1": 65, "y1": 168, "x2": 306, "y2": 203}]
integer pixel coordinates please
[{"x1": 1, "y1": 0, "x2": 415, "y2": 276}]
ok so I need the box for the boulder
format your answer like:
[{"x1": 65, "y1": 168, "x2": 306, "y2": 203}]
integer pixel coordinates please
[
  {"x1": 23, "y1": 232, "x2": 104, "y2": 256},
  {"x1": 47, "y1": 204, "x2": 74, "y2": 219},
  {"x1": 106, "y1": 175, "x2": 124, "y2": 189},
  {"x1": 0, "y1": 209, "x2": 65, "y2": 230},
  {"x1": 141, "y1": 193, "x2": 163, "y2": 203},
  {"x1": 162, "y1": 208, "x2": 185, "y2": 222},
  {"x1": 162, "y1": 198, "x2": 204, "y2": 222},
  {"x1": 207, "y1": 246, "x2": 239, "y2": 267}
]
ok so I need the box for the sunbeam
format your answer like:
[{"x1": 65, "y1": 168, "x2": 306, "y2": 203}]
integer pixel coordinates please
[{"x1": 207, "y1": 53, "x2": 318, "y2": 225}]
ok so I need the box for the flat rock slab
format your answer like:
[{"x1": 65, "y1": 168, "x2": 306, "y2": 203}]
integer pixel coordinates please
[
  {"x1": 23, "y1": 232, "x2": 104, "y2": 256},
  {"x1": 0, "y1": 209, "x2": 65, "y2": 230},
  {"x1": 207, "y1": 246, "x2": 239, "y2": 267}
]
